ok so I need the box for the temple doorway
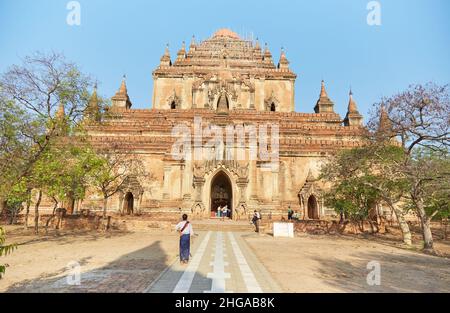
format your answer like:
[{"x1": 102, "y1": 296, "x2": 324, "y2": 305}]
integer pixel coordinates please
[
  {"x1": 307, "y1": 195, "x2": 319, "y2": 219},
  {"x1": 123, "y1": 192, "x2": 134, "y2": 215},
  {"x1": 210, "y1": 171, "x2": 233, "y2": 219}
]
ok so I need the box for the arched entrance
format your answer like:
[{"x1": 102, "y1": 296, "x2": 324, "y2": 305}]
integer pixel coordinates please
[
  {"x1": 210, "y1": 171, "x2": 232, "y2": 219},
  {"x1": 307, "y1": 195, "x2": 319, "y2": 219},
  {"x1": 216, "y1": 93, "x2": 229, "y2": 114},
  {"x1": 123, "y1": 192, "x2": 134, "y2": 215}
]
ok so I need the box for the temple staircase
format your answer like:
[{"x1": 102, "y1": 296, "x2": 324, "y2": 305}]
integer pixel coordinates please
[{"x1": 191, "y1": 219, "x2": 255, "y2": 232}]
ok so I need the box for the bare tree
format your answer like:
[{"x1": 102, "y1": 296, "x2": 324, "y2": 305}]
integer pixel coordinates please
[
  {"x1": 0, "y1": 52, "x2": 93, "y2": 185},
  {"x1": 368, "y1": 83, "x2": 450, "y2": 252},
  {"x1": 0, "y1": 52, "x2": 94, "y2": 232}
]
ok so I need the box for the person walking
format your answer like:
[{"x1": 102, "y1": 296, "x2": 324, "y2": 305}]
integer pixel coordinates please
[
  {"x1": 175, "y1": 214, "x2": 194, "y2": 264},
  {"x1": 287, "y1": 206, "x2": 293, "y2": 221},
  {"x1": 252, "y1": 210, "x2": 261, "y2": 233}
]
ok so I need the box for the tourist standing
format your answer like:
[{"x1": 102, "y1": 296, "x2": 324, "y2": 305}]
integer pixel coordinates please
[
  {"x1": 217, "y1": 205, "x2": 222, "y2": 218},
  {"x1": 175, "y1": 214, "x2": 194, "y2": 264},
  {"x1": 252, "y1": 210, "x2": 261, "y2": 233},
  {"x1": 287, "y1": 206, "x2": 293, "y2": 220},
  {"x1": 222, "y1": 205, "x2": 228, "y2": 221}
]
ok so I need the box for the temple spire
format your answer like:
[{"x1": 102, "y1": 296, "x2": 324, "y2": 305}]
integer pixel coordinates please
[
  {"x1": 111, "y1": 75, "x2": 132, "y2": 109},
  {"x1": 379, "y1": 104, "x2": 391, "y2": 129},
  {"x1": 176, "y1": 41, "x2": 187, "y2": 63},
  {"x1": 320, "y1": 80, "x2": 328, "y2": 98},
  {"x1": 160, "y1": 43, "x2": 172, "y2": 67},
  {"x1": 85, "y1": 82, "x2": 101, "y2": 122},
  {"x1": 54, "y1": 102, "x2": 68, "y2": 135},
  {"x1": 278, "y1": 47, "x2": 289, "y2": 70},
  {"x1": 376, "y1": 103, "x2": 395, "y2": 140},
  {"x1": 119, "y1": 75, "x2": 127, "y2": 95},
  {"x1": 348, "y1": 89, "x2": 358, "y2": 113},
  {"x1": 56, "y1": 102, "x2": 65, "y2": 119},
  {"x1": 263, "y1": 42, "x2": 273, "y2": 66},
  {"x1": 314, "y1": 80, "x2": 335, "y2": 113},
  {"x1": 189, "y1": 35, "x2": 196, "y2": 50},
  {"x1": 343, "y1": 88, "x2": 363, "y2": 126},
  {"x1": 254, "y1": 37, "x2": 260, "y2": 49}
]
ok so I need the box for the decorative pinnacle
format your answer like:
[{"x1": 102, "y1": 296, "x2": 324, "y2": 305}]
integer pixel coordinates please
[{"x1": 320, "y1": 80, "x2": 328, "y2": 98}]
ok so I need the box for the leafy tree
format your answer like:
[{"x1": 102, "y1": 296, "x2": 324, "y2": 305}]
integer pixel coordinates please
[
  {"x1": 0, "y1": 52, "x2": 107, "y2": 234},
  {"x1": 0, "y1": 227, "x2": 16, "y2": 279},
  {"x1": 26, "y1": 139, "x2": 103, "y2": 234},
  {"x1": 0, "y1": 52, "x2": 93, "y2": 198},
  {"x1": 4, "y1": 179, "x2": 29, "y2": 225},
  {"x1": 324, "y1": 177, "x2": 380, "y2": 233},
  {"x1": 321, "y1": 144, "x2": 413, "y2": 244},
  {"x1": 89, "y1": 144, "x2": 149, "y2": 218},
  {"x1": 0, "y1": 99, "x2": 36, "y2": 208}
]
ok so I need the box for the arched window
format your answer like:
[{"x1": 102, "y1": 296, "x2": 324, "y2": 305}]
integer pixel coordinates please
[
  {"x1": 270, "y1": 102, "x2": 276, "y2": 112},
  {"x1": 170, "y1": 101, "x2": 177, "y2": 109},
  {"x1": 307, "y1": 195, "x2": 319, "y2": 220},
  {"x1": 217, "y1": 94, "x2": 229, "y2": 112},
  {"x1": 123, "y1": 192, "x2": 134, "y2": 215}
]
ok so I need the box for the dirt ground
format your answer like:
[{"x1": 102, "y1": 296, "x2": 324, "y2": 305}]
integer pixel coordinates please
[
  {"x1": 0, "y1": 225, "x2": 179, "y2": 292},
  {"x1": 1, "y1": 224, "x2": 450, "y2": 293},
  {"x1": 244, "y1": 233, "x2": 450, "y2": 292}
]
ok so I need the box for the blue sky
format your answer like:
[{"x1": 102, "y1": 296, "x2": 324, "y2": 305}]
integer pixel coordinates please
[{"x1": 0, "y1": 0, "x2": 449, "y2": 119}]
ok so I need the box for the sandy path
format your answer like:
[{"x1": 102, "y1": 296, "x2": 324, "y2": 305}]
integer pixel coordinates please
[
  {"x1": 2, "y1": 226, "x2": 450, "y2": 293},
  {"x1": 243, "y1": 234, "x2": 450, "y2": 292},
  {"x1": 0, "y1": 229, "x2": 178, "y2": 292}
]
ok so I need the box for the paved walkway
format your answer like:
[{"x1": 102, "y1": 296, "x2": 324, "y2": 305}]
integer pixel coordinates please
[{"x1": 145, "y1": 231, "x2": 281, "y2": 293}]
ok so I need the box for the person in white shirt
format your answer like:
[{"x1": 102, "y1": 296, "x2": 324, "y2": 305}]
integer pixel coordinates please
[
  {"x1": 252, "y1": 210, "x2": 261, "y2": 232},
  {"x1": 175, "y1": 214, "x2": 194, "y2": 264},
  {"x1": 221, "y1": 205, "x2": 227, "y2": 221}
]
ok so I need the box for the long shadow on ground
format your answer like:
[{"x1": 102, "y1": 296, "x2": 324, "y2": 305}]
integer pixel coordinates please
[{"x1": 6, "y1": 235, "x2": 211, "y2": 293}]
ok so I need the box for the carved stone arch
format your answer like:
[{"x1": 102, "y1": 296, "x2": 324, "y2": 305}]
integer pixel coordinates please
[
  {"x1": 120, "y1": 175, "x2": 144, "y2": 215},
  {"x1": 265, "y1": 90, "x2": 279, "y2": 112},
  {"x1": 204, "y1": 162, "x2": 239, "y2": 181},
  {"x1": 216, "y1": 91, "x2": 230, "y2": 114},
  {"x1": 298, "y1": 170, "x2": 323, "y2": 220},
  {"x1": 167, "y1": 89, "x2": 181, "y2": 109},
  {"x1": 236, "y1": 202, "x2": 249, "y2": 221},
  {"x1": 191, "y1": 202, "x2": 206, "y2": 219},
  {"x1": 207, "y1": 168, "x2": 235, "y2": 219},
  {"x1": 203, "y1": 159, "x2": 248, "y2": 181}
]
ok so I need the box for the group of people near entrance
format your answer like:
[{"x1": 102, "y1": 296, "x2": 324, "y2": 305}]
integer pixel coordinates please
[{"x1": 217, "y1": 205, "x2": 230, "y2": 220}]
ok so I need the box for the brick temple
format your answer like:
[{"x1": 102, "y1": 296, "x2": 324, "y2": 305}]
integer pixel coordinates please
[{"x1": 82, "y1": 29, "x2": 364, "y2": 219}]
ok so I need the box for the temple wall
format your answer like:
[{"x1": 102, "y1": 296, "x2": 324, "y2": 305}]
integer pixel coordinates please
[
  {"x1": 254, "y1": 79, "x2": 294, "y2": 112},
  {"x1": 153, "y1": 76, "x2": 294, "y2": 112},
  {"x1": 153, "y1": 77, "x2": 194, "y2": 110},
  {"x1": 32, "y1": 151, "x2": 334, "y2": 219}
]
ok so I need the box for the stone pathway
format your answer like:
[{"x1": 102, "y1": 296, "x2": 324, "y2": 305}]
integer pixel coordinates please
[
  {"x1": 5, "y1": 230, "x2": 279, "y2": 293},
  {"x1": 146, "y1": 231, "x2": 281, "y2": 293}
]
